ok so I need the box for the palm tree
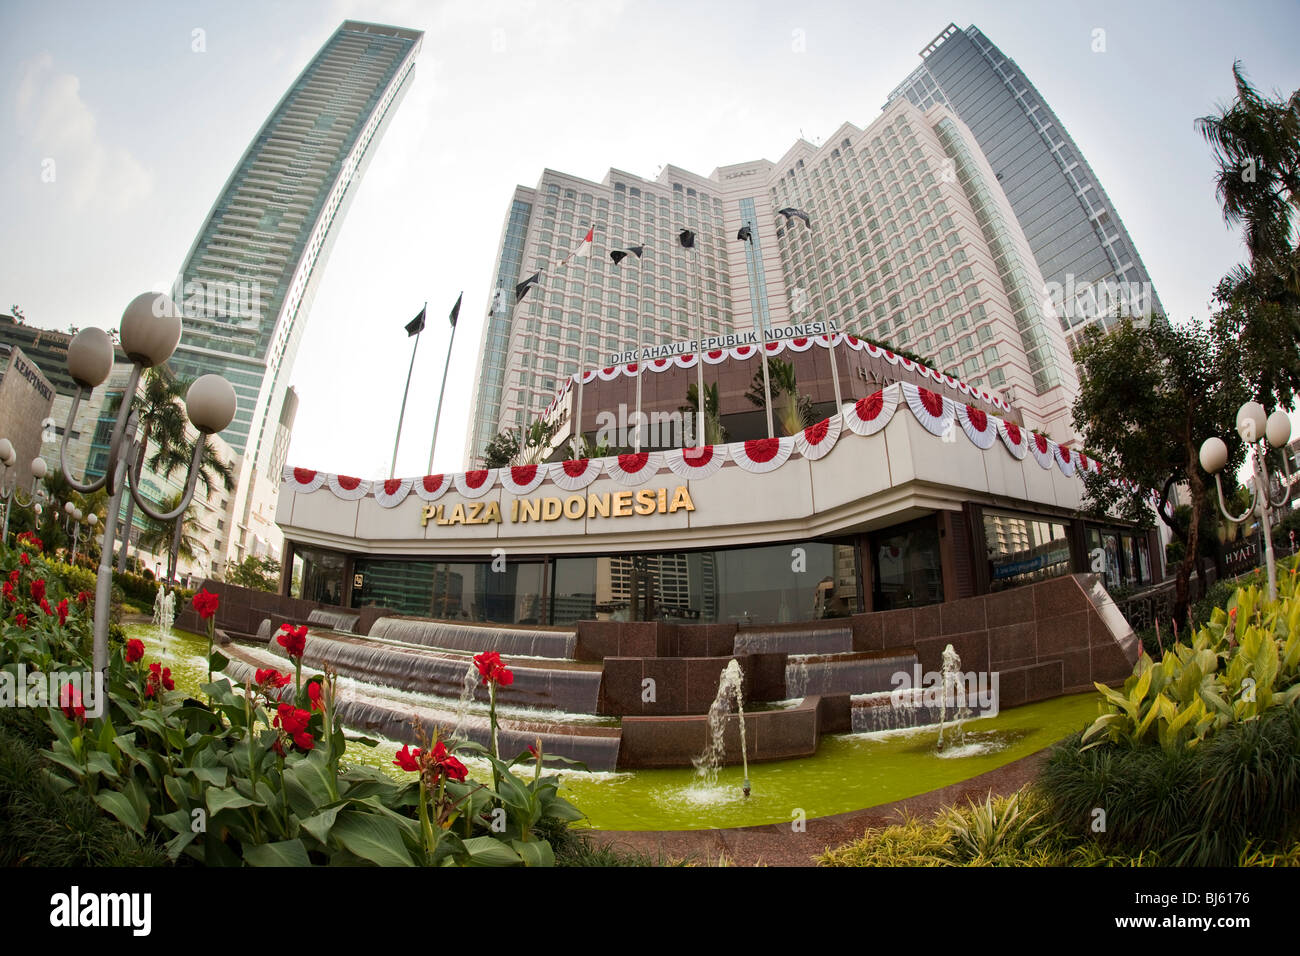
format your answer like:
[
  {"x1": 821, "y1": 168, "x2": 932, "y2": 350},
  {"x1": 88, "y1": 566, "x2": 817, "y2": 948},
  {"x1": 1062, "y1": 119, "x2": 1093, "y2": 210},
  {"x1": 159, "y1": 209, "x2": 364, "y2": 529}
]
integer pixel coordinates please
[
  {"x1": 147, "y1": 432, "x2": 235, "y2": 583},
  {"x1": 744, "y1": 359, "x2": 813, "y2": 437},
  {"x1": 680, "y1": 381, "x2": 726, "y2": 445},
  {"x1": 105, "y1": 367, "x2": 189, "y2": 573},
  {"x1": 510, "y1": 419, "x2": 559, "y2": 466},
  {"x1": 1196, "y1": 63, "x2": 1300, "y2": 298},
  {"x1": 137, "y1": 492, "x2": 206, "y2": 581}
]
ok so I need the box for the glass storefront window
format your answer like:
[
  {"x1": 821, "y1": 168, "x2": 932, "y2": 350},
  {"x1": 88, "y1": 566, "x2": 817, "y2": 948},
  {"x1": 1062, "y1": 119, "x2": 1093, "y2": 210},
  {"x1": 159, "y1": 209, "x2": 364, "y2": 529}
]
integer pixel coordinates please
[
  {"x1": 554, "y1": 540, "x2": 859, "y2": 626},
  {"x1": 296, "y1": 546, "x2": 345, "y2": 606},
  {"x1": 350, "y1": 557, "x2": 547, "y2": 624},
  {"x1": 983, "y1": 510, "x2": 1070, "y2": 592},
  {"x1": 870, "y1": 517, "x2": 943, "y2": 609}
]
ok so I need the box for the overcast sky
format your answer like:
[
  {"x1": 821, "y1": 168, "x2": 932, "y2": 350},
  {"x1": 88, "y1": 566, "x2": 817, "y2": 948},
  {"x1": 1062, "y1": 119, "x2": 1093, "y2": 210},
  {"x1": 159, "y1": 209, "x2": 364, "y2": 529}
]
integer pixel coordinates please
[{"x1": 2, "y1": 0, "x2": 1297, "y2": 478}]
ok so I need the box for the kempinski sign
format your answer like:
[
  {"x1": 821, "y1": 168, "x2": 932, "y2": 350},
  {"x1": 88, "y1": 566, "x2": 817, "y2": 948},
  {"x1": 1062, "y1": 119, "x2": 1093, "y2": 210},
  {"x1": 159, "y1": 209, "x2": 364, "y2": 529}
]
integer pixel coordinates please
[{"x1": 606, "y1": 319, "x2": 842, "y2": 366}]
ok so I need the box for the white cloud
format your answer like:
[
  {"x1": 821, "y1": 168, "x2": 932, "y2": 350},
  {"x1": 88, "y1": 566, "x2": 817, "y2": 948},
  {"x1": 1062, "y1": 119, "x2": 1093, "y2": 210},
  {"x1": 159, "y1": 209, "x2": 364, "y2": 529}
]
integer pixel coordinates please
[{"x1": 14, "y1": 53, "x2": 152, "y2": 213}]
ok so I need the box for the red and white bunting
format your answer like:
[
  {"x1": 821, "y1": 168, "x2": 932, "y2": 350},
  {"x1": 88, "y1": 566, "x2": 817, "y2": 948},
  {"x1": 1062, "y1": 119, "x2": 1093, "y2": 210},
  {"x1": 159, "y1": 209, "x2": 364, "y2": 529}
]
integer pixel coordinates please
[
  {"x1": 414, "y1": 474, "x2": 450, "y2": 502},
  {"x1": 455, "y1": 469, "x2": 497, "y2": 499},
  {"x1": 500, "y1": 464, "x2": 546, "y2": 495},
  {"x1": 700, "y1": 349, "x2": 728, "y2": 365},
  {"x1": 785, "y1": 336, "x2": 814, "y2": 352},
  {"x1": 666, "y1": 444, "x2": 727, "y2": 479},
  {"x1": 1054, "y1": 444, "x2": 1077, "y2": 478},
  {"x1": 578, "y1": 369, "x2": 598, "y2": 385},
  {"x1": 675, "y1": 353, "x2": 700, "y2": 369},
  {"x1": 647, "y1": 357, "x2": 675, "y2": 373},
  {"x1": 283, "y1": 466, "x2": 326, "y2": 494},
  {"x1": 327, "y1": 474, "x2": 369, "y2": 501},
  {"x1": 1028, "y1": 432, "x2": 1055, "y2": 471},
  {"x1": 595, "y1": 365, "x2": 622, "y2": 382},
  {"x1": 901, "y1": 382, "x2": 954, "y2": 438},
  {"x1": 373, "y1": 477, "x2": 412, "y2": 509},
  {"x1": 763, "y1": 340, "x2": 785, "y2": 356},
  {"x1": 997, "y1": 419, "x2": 1028, "y2": 460},
  {"x1": 843, "y1": 386, "x2": 899, "y2": 436},
  {"x1": 731, "y1": 436, "x2": 794, "y2": 474},
  {"x1": 957, "y1": 404, "x2": 997, "y2": 450},
  {"x1": 794, "y1": 415, "x2": 842, "y2": 460},
  {"x1": 548, "y1": 458, "x2": 603, "y2": 491},
  {"x1": 732, "y1": 344, "x2": 758, "y2": 361},
  {"x1": 604, "y1": 451, "x2": 663, "y2": 486}
]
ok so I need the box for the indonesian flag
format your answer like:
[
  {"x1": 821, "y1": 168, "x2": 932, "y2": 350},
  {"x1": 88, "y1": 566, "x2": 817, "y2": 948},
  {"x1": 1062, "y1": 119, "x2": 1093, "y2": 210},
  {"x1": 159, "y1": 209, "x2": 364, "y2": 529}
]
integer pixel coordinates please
[{"x1": 572, "y1": 227, "x2": 593, "y2": 259}]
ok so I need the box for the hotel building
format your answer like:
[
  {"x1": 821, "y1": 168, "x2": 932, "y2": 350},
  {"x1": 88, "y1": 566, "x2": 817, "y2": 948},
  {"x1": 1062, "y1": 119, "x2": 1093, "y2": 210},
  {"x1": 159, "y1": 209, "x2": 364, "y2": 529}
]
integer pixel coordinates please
[
  {"x1": 168, "y1": 20, "x2": 424, "y2": 566},
  {"x1": 466, "y1": 95, "x2": 1080, "y2": 469},
  {"x1": 886, "y1": 23, "x2": 1164, "y2": 345}
]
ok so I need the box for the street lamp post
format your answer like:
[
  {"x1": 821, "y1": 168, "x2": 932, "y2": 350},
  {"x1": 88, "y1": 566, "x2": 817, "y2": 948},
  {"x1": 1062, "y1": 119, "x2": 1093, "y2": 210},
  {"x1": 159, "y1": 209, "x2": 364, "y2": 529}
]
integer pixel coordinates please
[
  {"x1": 57, "y1": 293, "x2": 237, "y2": 676},
  {"x1": 0, "y1": 443, "x2": 49, "y2": 544},
  {"x1": 1199, "y1": 401, "x2": 1294, "y2": 602}
]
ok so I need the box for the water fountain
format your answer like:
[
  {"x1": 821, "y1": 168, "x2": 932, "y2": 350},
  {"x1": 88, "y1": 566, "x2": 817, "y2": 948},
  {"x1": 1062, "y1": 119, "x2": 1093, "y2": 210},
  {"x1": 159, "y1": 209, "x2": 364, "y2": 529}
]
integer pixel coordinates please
[
  {"x1": 693, "y1": 659, "x2": 751, "y2": 797},
  {"x1": 151, "y1": 586, "x2": 175, "y2": 650},
  {"x1": 450, "y1": 660, "x2": 480, "y2": 740},
  {"x1": 936, "y1": 644, "x2": 972, "y2": 752}
]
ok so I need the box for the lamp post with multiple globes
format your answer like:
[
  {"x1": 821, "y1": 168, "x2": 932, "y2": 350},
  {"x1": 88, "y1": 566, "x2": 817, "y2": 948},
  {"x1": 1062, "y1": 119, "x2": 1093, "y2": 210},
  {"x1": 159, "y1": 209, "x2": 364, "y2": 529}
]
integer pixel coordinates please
[
  {"x1": 58, "y1": 292, "x2": 236, "y2": 675},
  {"x1": 1199, "y1": 401, "x2": 1295, "y2": 602},
  {"x1": 0, "y1": 442, "x2": 49, "y2": 545}
]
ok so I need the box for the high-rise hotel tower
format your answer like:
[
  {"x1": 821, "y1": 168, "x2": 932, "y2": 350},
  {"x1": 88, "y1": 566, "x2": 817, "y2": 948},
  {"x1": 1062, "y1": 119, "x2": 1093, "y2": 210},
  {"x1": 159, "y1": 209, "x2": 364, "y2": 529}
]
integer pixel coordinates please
[
  {"x1": 169, "y1": 20, "x2": 422, "y2": 564},
  {"x1": 466, "y1": 96, "x2": 1081, "y2": 466},
  {"x1": 886, "y1": 24, "x2": 1163, "y2": 347}
]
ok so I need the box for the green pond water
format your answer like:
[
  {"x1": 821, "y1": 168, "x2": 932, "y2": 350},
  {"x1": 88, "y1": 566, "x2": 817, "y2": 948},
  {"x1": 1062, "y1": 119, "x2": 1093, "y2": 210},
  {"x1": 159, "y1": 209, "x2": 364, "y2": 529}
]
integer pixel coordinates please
[{"x1": 134, "y1": 624, "x2": 1102, "y2": 832}]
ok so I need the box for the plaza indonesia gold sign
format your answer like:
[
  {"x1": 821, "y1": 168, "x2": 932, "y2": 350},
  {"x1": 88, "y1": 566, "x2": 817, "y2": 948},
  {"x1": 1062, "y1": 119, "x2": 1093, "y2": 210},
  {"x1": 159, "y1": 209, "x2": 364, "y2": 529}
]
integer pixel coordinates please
[{"x1": 421, "y1": 485, "x2": 696, "y2": 527}]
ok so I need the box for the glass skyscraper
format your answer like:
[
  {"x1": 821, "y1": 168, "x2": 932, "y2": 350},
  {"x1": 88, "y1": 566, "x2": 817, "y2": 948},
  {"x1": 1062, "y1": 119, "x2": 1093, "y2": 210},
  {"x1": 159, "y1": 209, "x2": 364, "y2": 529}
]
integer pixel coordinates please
[
  {"x1": 886, "y1": 24, "x2": 1163, "y2": 348},
  {"x1": 169, "y1": 20, "x2": 423, "y2": 564}
]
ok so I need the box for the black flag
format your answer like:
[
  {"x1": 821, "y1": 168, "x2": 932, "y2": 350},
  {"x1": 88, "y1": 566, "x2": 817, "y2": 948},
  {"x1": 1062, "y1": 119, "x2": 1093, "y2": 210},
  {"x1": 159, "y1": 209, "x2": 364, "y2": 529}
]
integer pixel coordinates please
[
  {"x1": 610, "y1": 250, "x2": 628, "y2": 266},
  {"x1": 515, "y1": 272, "x2": 540, "y2": 302},
  {"x1": 449, "y1": 292, "x2": 462, "y2": 327},
  {"x1": 627, "y1": 245, "x2": 644, "y2": 258},
  {"x1": 678, "y1": 229, "x2": 695, "y2": 248},
  {"x1": 737, "y1": 225, "x2": 752, "y2": 242},
  {"x1": 777, "y1": 207, "x2": 812, "y2": 230},
  {"x1": 405, "y1": 305, "x2": 426, "y2": 337}
]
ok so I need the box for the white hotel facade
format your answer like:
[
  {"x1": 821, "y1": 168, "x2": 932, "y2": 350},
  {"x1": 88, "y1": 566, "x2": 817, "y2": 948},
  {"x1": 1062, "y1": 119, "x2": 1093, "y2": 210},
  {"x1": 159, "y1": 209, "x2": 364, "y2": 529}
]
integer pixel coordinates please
[{"x1": 465, "y1": 96, "x2": 1080, "y2": 468}]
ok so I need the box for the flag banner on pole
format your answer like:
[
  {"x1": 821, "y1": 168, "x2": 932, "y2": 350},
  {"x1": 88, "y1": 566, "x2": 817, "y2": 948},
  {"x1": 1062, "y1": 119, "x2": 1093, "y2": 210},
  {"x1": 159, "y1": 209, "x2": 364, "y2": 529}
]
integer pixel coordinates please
[
  {"x1": 405, "y1": 306, "x2": 426, "y2": 337},
  {"x1": 568, "y1": 227, "x2": 594, "y2": 262},
  {"x1": 737, "y1": 225, "x2": 753, "y2": 242},
  {"x1": 610, "y1": 244, "x2": 645, "y2": 266},
  {"x1": 678, "y1": 229, "x2": 695, "y2": 248},
  {"x1": 449, "y1": 291, "x2": 463, "y2": 327},
  {"x1": 516, "y1": 272, "x2": 541, "y2": 303},
  {"x1": 777, "y1": 207, "x2": 813, "y2": 229}
]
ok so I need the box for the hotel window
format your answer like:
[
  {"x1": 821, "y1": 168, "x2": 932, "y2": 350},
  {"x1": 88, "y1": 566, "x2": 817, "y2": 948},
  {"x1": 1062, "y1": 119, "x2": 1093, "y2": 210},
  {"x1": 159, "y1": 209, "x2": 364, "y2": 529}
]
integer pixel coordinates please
[{"x1": 983, "y1": 510, "x2": 1071, "y2": 592}]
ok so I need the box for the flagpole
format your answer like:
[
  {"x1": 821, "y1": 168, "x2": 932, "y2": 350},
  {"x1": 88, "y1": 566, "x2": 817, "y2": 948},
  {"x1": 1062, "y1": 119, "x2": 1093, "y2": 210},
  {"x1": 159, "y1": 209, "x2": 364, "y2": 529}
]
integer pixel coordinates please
[
  {"x1": 428, "y1": 293, "x2": 463, "y2": 474},
  {"x1": 390, "y1": 301, "x2": 425, "y2": 479}
]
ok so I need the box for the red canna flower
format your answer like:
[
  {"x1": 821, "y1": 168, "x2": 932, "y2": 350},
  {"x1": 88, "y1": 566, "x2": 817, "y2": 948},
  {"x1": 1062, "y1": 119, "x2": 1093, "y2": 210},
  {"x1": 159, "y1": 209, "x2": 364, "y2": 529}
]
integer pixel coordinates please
[
  {"x1": 473, "y1": 650, "x2": 514, "y2": 687},
  {"x1": 59, "y1": 683, "x2": 85, "y2": 721},
  {"x1": 30, "y1": 579, "x2": 45, "y2": 604},
  {"x1": 19, "y1": 553, "x2": 30, "y2": 567},
  {"x1": 76, "y1": 590, "x2": 90, "y2": 606},
  {"x1": 273, "y1": 702, "x2": 311, "y2": 736},
  {"x1": 40, "y1": 597, "x2": 53, "y2": 616},
  {"x1": 431, "y1": 739, "x2": 468, "y2": 783},
  {"x1": 125, "y1": 639, "x2": 145, "y2": 663},
  {"x1": 292, "y1": 731, "x2": 315, "y2": 751},
  {"x1": 254, "y1": 667, "x2": 291, "y2": 689},
  {"x1": 8, "y1": 570, "x2": 17, "y2": 585},
  {"x1": 145, "y1": 661, "x2": 175, "y2": 698},
  {"x1": 191, "y1": 588, "x2": 219, "y2": 620},
  {"x1": 2, "y1": 581, "x2": 13, "y2": 602},
  {"x1": 306, "y1": 680, "x2": 323, "y2": 711},
  {"x1": 56, "y1": 598, "x2": 68, "y2": 626},
  {"x1": 15, "y1": 613, "x2": 28, "y2": 630},
  {"x1": 393, "y1": 744, "x2": 422, "y2": 772},
  {"x1": 277, "y1": 623, "x2": 308, "y2": 659}
]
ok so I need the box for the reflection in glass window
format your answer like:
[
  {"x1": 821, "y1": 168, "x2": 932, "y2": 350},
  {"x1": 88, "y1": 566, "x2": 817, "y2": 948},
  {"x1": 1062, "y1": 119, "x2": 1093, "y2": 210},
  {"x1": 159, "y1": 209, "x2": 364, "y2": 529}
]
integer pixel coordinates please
[
  {"x1": 984, "y1": 510, "x2": 1071, "y2": 591},
  {"x1": 870, "y1": 518, "x2": 943, "y2": 609}
]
